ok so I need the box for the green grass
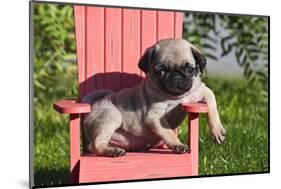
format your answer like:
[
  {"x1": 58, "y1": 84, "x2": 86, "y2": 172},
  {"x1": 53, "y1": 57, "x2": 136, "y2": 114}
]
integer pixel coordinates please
[{"x1": 33, "y1": 77, "x2": 268, "y2": 186}]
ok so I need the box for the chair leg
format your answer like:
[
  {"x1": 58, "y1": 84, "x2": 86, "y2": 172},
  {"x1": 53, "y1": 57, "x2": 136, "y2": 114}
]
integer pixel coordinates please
[
  {"x1": 69, "y1": 114, "x2": 81, "y2": 183},
  {"x1": 187, "y1": 112, "x2": 199, "y2": 176},
  {"x1": 70, "y1": 160, "x2": 80, "y2": 184}
]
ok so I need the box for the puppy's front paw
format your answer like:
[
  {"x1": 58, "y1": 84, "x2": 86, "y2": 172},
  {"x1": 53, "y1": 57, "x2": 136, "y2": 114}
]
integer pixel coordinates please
[
  {"x1": 211, "y1": 126, "x2": 226, "y2": 144},
  {"x1": 171, "y1": 144, "x2": 190, "y2": 154},
  {"x1": 111, "y1": 148, "x2": 126, "y2": 157}
]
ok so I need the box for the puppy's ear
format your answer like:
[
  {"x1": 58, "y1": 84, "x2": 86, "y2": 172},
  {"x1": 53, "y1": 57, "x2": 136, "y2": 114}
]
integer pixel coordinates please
[
  {"x1": 191, "y1": 47, "x2": 207, "y2": 73},
  {"x1": 138, "y1": 45, "x2": 159, "y2": 73}
]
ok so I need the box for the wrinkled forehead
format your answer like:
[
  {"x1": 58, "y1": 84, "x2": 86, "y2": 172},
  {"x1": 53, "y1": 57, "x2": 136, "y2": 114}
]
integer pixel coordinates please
[{"x1": 156, "y1": 40, "x2": 196, "y2": 65}]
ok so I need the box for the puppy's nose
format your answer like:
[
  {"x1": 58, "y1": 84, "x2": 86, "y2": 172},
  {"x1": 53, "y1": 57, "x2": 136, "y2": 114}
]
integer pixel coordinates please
[{"x1": 173, "y1": 75, "x2": 182, "y2": 82}]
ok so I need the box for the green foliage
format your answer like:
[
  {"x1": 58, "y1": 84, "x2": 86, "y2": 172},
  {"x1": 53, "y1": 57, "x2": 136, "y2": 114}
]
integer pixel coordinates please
[
  {"x1": 184, "y1": 13, "x2": 269, "y2": 96},
  {"x1": 183, "y1": 14, "x2": 219, "y2": 61},
  {"x1": 33, "y1": 3, "x2": 77, "y2": 105},
  {"x1": 33, "y1": 4, "x2": 78, "y2": 186}
]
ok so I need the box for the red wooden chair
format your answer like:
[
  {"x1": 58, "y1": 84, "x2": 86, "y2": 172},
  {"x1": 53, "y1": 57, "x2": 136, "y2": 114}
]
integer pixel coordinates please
[{"x1": 53, "y1": 5, "x2": 208, "y2": 184}]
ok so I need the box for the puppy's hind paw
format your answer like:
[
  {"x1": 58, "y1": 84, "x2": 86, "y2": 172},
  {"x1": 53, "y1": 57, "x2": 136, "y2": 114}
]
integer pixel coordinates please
[
  {"x1": 171, "y1": 144, "x2": 190, "y2": 154},
  {"x1": 111, "y1": 148, "x2": 126, "y2": 157}
]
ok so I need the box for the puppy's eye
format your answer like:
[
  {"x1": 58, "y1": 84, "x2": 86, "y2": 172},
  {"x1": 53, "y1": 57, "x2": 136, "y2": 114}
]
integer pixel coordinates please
[
  {"x1": 156, "y1": 70, "x2": 165, "y2": 78},
  {"x1": 187, "y1": 67, "x2": 194, "y2": 72},
  {"x1": 154, "y1": 64, "x2": 167, "y2": 78},
  {"x1": 183, "y1": 62, "x2": 195, "y2": 74},
  {"x1": 186, "y1": 66, "x2": 195, "y2": 73}
]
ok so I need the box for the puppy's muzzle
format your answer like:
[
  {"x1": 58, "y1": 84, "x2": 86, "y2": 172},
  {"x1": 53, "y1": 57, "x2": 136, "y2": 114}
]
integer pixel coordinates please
[
  {"x1": 162, "y1": 71, "x2": 192, "y2": 96},
  {"x1": 171, "y1": 72, "x2": 191, "y2": 90}
]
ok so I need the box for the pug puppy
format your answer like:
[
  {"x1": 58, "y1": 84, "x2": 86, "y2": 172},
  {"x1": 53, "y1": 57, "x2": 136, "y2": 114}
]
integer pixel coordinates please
[{"x1": 82, "y1": 38, "x2": 226, "y2": 157}]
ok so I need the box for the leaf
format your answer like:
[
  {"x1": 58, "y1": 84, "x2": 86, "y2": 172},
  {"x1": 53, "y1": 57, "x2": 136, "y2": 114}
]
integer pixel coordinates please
[
  {"x1": 249, "y1": 74, "x2": 256, "y2": 83},
  {"x1": 34, "y1": 80, "x2": 46, "y2": 90},
  {"x1": 247, "y1": 48, "x2": 260, "y2": 54},
  {"x1": 235, "y1": 48, "x2": 243, "y2": 58},
  {"x1": 236, "y1": 51, "x2": 247, "y2": 66},
  {"x1": 201, "y1": 34, "x2": 218, "y2": 44},
  {"x1": 242, "y1": 32, "x2": 254, "y2": 39},
  {"x1": 256, "y1": 70, "x2": 268, "y2": 80},
  {"x1": 243, "y1": 62, "x2": 250, "y2": 76},
  {"x1": 202, "y1": 43, "x2": 217, "y2": 51},
  {"x1": 205, "y1": 53, "x2": 218, "y2": 60},
  {"x1": 249, "y1": 54, "x2": 259, "y2": 61},
  {"x1": 221, "y1": 36, "x2": 234, "y2": 56},
  {"x1": 245, "y1": 69, "x2": 253, "y2": 79}
]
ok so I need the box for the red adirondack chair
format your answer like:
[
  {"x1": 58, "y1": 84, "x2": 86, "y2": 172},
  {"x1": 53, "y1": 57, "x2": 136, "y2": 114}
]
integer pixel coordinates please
[{"x1": 53, "y1": 5, "x2": 208, "y2": 184}]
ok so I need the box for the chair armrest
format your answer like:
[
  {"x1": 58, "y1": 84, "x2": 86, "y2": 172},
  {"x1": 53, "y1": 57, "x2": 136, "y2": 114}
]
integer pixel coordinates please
[
  {"x1": 181, "y1": 103, "x2": 208, "y2": 113},
  {"x1": 53, "y1": 100, "x2": 91, "y2": 114}
]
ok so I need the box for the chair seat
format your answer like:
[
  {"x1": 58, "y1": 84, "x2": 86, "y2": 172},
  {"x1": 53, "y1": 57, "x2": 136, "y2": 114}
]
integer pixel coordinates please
[{"x1": 79, "y1": 148, "x2": 193, "y2": 183}]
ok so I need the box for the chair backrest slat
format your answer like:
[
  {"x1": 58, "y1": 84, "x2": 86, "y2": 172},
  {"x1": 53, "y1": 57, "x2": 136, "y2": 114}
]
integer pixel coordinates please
[
  {"x1": 74, "y1": 6, "x2": 183, "y2": 100},
  {"x1": 122, "y1": 9, "x2": 141, "y2": 88}
]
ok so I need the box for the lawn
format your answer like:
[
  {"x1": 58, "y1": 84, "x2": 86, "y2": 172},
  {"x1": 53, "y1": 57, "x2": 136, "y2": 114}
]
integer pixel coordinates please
[{"x1": 33, "y1": 77, "x2": 269, "y2": 186}]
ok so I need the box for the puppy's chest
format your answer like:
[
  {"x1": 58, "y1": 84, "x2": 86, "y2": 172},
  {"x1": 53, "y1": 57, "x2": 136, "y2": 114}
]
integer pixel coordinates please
[
  {"x1": 158, "y1": 99, "x2": 182, "y2": 114},
  {"x1": 158, "y1": 93, "x2": 202, "y2": 114}
]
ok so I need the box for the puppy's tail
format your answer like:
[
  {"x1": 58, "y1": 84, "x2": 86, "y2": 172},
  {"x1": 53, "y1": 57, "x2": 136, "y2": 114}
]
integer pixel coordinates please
[{"x1": 81, "y1": 89, "x2": 113, "y2": 104}]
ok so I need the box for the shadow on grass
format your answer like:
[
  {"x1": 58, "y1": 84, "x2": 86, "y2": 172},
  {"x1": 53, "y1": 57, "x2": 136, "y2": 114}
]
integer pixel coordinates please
[{"x1": 34, "y1": 168, "x2": 69, "y2": 187}]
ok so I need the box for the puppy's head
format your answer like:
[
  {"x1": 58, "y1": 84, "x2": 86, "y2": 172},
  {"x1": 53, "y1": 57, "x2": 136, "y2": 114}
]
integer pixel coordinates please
[{"x1": 138, "y1": 38, "x2": 206, "y2": 96}]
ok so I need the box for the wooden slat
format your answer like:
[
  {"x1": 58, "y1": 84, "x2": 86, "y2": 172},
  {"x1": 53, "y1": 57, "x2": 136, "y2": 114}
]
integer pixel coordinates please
[
  {"x1": 91, "y1": 7, "x2": 105, "y2": 91},
  {"x1": 141, "y1": 10, "x2": 157, "y2": 54},
  {"x1": 121, "y1": 9, "x2": 141, "y2": 88},
  {"x1": 80, "y1": 165, "x2": 192, "y2": 183},
  {"x1": 79, "y1": 149, "x2": 192, "y2": 183},
  {"x1": 104, "y1": 8, "x2": 122, "y2": 92},
  {"x1": 140, "y1": 10, "x2": 157, "y2": 77},
  {"x1": 157, "y1": 11, "x2": 175, "y2": 40},
  {"x1": 85, "y1": 7, "x2": 104, "y2": 92},
  {"x1": 174, "y1": 12, "x2": 183, "y2": 38},
  {"x1": 85, "y1": 7, "x2": 95, "y2": 92},
  {"x1": 74, "y1": 6, "x2": 86, "y2": 99}
]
